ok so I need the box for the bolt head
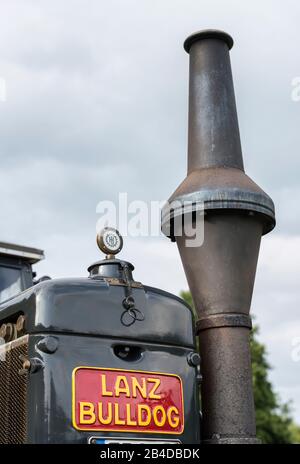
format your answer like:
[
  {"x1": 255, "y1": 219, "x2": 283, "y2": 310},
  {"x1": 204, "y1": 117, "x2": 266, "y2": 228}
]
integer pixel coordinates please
[
  {"x1": 187, "y1": 352, "x2": 201, "y2": 367},
  {"x1": 37, "y1": 336, "x2": 59, "y2": 354},
  {"x1": 16, "y1": 315, "x2": 26, "y2": 332}
]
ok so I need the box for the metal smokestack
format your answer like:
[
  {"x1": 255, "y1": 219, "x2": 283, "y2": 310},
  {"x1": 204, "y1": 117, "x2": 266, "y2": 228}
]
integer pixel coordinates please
[{"x1": 162, "y1": 30, "x2": 275, "y2": 443}]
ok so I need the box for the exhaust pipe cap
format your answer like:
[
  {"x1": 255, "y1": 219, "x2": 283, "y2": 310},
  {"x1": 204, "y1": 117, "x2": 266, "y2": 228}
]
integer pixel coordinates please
[{"x1": 184, "y1": 29, "x2": 234, "y2": 53}]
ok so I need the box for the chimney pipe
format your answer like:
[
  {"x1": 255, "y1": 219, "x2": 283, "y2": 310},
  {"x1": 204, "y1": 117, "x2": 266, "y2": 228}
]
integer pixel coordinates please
[{"x1": 162, "y1": 30, "x2": 275, "y2": 444}]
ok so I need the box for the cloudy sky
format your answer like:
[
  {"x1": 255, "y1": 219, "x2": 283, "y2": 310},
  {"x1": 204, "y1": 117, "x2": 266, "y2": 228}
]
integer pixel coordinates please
[{"x1": 0, "y1": 0, "x2": 299, "y2": 421}]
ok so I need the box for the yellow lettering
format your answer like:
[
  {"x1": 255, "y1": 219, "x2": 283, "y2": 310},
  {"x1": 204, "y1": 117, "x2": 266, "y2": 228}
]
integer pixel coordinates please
[
  {"x1": 98, "y1": 402, "x2": 112, "y2": 425},
  {"x1": 79, "y1": 402, "x2": 96, "y2": 424},
  {"x1": 101, "y1": 374, "x2": 113, "y2": 397},
  {"x1": 148, "y1": 378, "x2": 161, "y2": 399},
  {"x1": 167, "y1": 406, "x2": 180, "y2": 428},
  {"x1": 126, "y1": 403, "x2": 137, "y2": 426},
  {"x1": 114, "y1": 403, "x2": 126, "y2": 425},
  {"x1": 132, "y1": 377, "x2": 147, "y2": 399},
  {"x1": 137, "y1": 404, "x2": 151, "y2": 426},
  {"x1": 153, "y1": 405, "x2": 166, "y2": 427},
  {"x1": 115, "y1": 376, "x2": 130, "y2": 397}
]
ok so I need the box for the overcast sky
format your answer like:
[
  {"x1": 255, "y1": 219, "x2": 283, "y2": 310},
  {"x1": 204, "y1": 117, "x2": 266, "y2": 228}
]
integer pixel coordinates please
[{"x1": 0, "y1": 0, "x2": 299, "y2": 422}]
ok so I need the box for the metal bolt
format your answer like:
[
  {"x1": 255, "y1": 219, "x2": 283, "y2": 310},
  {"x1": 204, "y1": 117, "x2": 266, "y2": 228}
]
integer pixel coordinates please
[
  {"x1": 187, "y1": 351, "x2": 201, "y2": 367},
  {"x1": 0, "y1": 324, "x2": 7, "y2": 340},
  {"x1": 18, "y1": 355, "x2": 44, "y2": 375},
  {"x1": 0, "y1": 323, "x2": 16, "y2": 343},
  {"x1": 29, "y1": 358, "x2": 45, "y2": 373},
  {"x1": 19, "y1": 354, "x2": 31, "y2": 375},
  {"x1": 36, "y1": 336, "x2": 59, "y2": 354},
  {"x1": 16, "y1": 315, "x2": 26, "y2": 334}
]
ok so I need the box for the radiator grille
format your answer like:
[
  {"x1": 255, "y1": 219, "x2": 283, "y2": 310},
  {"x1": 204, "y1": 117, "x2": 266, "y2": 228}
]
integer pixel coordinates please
[{"x1": 0, "y1": 335, "x2": 28, "y2": 444}]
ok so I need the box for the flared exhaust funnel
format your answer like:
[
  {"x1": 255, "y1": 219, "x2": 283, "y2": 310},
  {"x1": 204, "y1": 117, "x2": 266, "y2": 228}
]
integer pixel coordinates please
[{"x1": 162, "y1": 30, "x2": 275, "y2": 443}]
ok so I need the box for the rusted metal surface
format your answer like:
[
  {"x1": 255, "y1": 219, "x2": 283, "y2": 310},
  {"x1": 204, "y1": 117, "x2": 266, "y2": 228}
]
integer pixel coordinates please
[
  {"x1": 0, "y1": 322, "x2": 17, "y2": 343},
  {"x1": 161, "y1": 29, "x2": 275, "y2": 237},
  {"x1": 16, "y1": 315, "x2": 26, "y2": 337},
  {"x1": 0, "y1": 316, "x2": 26, "y2": 342},
  {"x1": 162, "y1": 167, "x2": 275, "y2": 236},
  {"x1": 196, "y1": 313, "x2": 252, "y2": 332},
  {"x1": 198, "y1": 326, "x2": 256, "y2": 444},
  {"x1": 176, "y1": 214, "x2": 261, "y2": 443},
  {"x1": 162, "y1": 29, "x2": 276, "y2": 443},
  {"x1": 0, "y1": 336, "x2": 28, "y2": 444}
]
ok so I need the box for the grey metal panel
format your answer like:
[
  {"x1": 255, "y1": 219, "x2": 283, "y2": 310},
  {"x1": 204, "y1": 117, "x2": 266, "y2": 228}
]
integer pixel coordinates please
[
  {"x1": 26, "y1": 334, "x2": 200, "y2": 444},
  {"x1": 0, "y1": 278, "x2": 195, "y2": 349},
  {"x1": 0, "y1": 242, "x2": 44, "y2": 264}
]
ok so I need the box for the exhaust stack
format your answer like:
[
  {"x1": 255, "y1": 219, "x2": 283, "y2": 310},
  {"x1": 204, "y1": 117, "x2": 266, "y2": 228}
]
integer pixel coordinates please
[{"x1": 162, "y1": 30, "x2": 275, "y2": 443}]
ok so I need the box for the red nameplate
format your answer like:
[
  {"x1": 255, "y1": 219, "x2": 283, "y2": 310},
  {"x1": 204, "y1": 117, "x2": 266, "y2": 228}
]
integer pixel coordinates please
[{"x1": 72, "y1": 367, "x2": 184, "y2": 435}]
